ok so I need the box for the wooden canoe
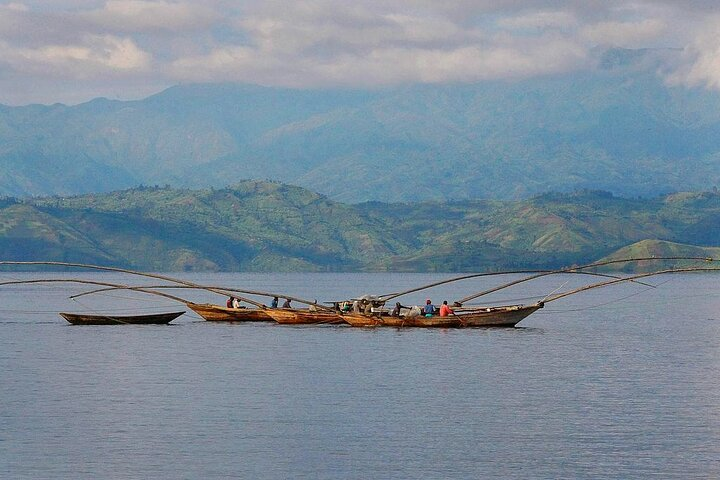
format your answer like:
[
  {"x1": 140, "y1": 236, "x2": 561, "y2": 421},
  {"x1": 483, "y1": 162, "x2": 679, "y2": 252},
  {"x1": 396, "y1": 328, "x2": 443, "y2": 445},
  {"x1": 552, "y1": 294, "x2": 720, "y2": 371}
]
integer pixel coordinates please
[
  {"x1": 187, "y1": 303, "x2": 273, "y2": 322},
  {"x1": 342, "y1": 302, "x2": 543, "y2": 328},
  {"x1": 59, "y1": 311, "x2": 184, "y2": 325},
  {"x1": 264, "y1": 308, "x2": 345, "y2": 325}
]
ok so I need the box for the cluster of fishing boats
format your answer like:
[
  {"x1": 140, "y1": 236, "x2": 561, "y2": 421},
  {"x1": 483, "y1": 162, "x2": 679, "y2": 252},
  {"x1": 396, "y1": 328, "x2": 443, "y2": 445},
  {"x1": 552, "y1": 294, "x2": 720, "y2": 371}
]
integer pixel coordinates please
[
  {"x1": 184, "y1": 301, "x2": 544, "y2": 328},
  {"x1": 1, "y1": 256, "x2": 718, "y2": 327}
]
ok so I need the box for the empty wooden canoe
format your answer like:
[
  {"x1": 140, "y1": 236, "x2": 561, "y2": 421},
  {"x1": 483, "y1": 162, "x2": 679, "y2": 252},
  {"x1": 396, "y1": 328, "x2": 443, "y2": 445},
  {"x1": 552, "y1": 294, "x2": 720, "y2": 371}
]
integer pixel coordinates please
[{"x1": 59, "y1": 311, "x2": 184, "y2": 325}]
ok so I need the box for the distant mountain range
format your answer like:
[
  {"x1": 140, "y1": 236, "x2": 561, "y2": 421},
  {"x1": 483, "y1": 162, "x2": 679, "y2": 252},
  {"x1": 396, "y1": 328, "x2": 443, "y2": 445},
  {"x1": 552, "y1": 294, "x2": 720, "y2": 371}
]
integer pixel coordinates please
[
  {"x1": 1, "y1": 181, "x2": 718, "y2": 272},
  {"x1": 2, "y1": 48, "x2": 720, "y2": 202}
]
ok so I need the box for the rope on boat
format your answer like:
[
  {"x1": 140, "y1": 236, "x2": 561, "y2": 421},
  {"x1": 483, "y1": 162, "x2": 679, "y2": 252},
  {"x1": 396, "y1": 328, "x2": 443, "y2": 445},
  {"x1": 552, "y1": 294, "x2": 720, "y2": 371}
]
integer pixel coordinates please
[
  {"x1": 542, "y1": 279, "x2": 671, "y2": 313},
  {"x1": 540, "y1": 280, "x2": 569, "y2": 303}
]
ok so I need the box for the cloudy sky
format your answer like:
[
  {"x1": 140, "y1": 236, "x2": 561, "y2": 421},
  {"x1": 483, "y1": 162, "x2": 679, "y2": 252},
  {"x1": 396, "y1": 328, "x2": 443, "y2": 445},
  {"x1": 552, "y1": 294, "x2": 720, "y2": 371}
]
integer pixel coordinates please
[{"x1": 1, "y1": 0, "x2": 719, "y2": 105}]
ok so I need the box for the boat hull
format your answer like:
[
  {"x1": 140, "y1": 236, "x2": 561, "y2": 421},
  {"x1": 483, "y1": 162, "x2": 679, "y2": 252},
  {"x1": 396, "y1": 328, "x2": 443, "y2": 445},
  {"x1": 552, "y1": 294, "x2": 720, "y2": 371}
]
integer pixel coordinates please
[
  {"x1": 265, "y1": 308, "x2": 345, "y2": 324},
  {"x1": 59, "y1": 311, "x2": 184, "y2": 325},
  {"x1": 342, "y1": 303, "x2": 543, "y2": 328},
  {"x1": 342, "y1": 314, "x2": 462, "y2": 328},
  {"x1": 187, "y1": 303, "x2": 273, "y2": 322},
  {"x1": 454, "y1": 303, "x2": 543, "y2": 327}
]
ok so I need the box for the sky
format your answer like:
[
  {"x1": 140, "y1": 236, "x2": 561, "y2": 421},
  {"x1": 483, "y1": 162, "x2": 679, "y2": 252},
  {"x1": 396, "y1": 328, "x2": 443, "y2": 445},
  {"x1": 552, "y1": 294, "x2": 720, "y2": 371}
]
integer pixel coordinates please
[{"x1": 1, "y1": 0, "x2": 720, "y2": 105}]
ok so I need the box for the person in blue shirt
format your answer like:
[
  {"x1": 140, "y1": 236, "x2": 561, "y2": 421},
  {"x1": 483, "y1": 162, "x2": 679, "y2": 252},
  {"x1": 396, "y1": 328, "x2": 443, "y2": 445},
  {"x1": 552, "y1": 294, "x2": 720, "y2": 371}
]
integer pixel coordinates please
[
  {"x1": 270, "y1": 297, "x2": 279, "y2": 308},
  {"x1": 424, "y1": 299, "x2": 435, "y2": 316}
]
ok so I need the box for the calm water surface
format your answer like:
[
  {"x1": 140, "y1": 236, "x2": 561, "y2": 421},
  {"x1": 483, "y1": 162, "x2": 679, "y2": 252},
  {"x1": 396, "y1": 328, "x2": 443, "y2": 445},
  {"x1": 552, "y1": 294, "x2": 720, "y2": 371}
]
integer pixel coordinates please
[{"x1": 1, "y1": 272, "x2": 719, "y2": 479}]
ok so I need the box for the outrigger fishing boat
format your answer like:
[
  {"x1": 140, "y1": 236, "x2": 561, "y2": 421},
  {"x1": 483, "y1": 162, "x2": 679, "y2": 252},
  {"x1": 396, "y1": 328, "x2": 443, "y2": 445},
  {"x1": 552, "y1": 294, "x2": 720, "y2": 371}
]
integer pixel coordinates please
[
  {"x1": 339, "y1": 303, "x2": 543, "y2": 328},
  {"x1": 60, "y1": 311, "x2": 184, "y2": 325},
  {"x1": 336, "y1": 256, "x2": 719, "y2": 328}
]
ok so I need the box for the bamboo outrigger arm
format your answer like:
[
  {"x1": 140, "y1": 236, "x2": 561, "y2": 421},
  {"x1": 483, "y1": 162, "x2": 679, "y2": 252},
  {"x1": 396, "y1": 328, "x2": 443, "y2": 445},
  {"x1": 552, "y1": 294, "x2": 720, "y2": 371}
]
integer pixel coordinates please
[
  {"x1": 68, "y1": 284, "x2": 334, "y2": 311},
  {"x1": 0, "y1": 260, "x2": 269, "y2": 308},
  {"x1": 379, "y1": 269, "x2": 654, "y2": 303},
  {"x1": 0, "y1": 278, "x2": 192, "y2": 304},
  {"x1": 0, "y1": 261, "x2": 330, "y2": 310},
  {"x1": 378, "y1": 257, "x2": 680, "y2": 303},
  {"x1": 452, "y1": 256, "x2": 718, "y2": 306},
  {"x1": 542, "y1": 266, "x2": 720, "y2": 304}
]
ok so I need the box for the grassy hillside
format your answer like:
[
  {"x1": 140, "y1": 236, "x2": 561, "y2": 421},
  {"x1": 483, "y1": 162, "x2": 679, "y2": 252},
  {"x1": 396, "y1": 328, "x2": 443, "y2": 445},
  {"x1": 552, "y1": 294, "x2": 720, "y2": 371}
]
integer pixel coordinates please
[
  {"x1": 598, "y1": 240, "x2": 720, "y2": 272},
  {"x1": 1, "y1": 182, "x2": 719, "y2": 271}
]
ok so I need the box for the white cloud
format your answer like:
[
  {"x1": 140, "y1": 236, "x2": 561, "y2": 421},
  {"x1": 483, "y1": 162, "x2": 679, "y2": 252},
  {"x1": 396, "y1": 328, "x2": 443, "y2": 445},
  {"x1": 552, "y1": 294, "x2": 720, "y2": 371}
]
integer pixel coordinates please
[
  {"x1": 0, "y1": 35, "x2": 151, "y2": 77},
  {"x1": 5, "y1": 3, "x2": 28, "y2": 11},
  {"x1": 582, "y1": 19, "x2": 666, "y2": 46},
  {"x1": 169, "y1": 33, "x2": 588, "y2": 87},
  {"x1": 497, "y1": 11, "x2": 577, "y2": 30},
  {"x1": 666, "y1": 17, "x2": 720, "y2": 89},
  {"x1": 2, "y1": 0, "x2": 720, "y2": 103},
  {"x1": 83, "y1": 0, "x2": 219, "y2": 32}
]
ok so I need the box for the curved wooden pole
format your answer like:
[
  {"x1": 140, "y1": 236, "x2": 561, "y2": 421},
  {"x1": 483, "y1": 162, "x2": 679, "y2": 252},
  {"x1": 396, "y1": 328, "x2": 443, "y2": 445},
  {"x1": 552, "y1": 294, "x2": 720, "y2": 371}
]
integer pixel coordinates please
[
  {"x1": 381, "y1": 269, "x2": 653, "y2": 303},
  {"x1": 453, "y1": 256, "x2": 717, "y2": 306},
  {"x1": 0, "y1": 261, "x2": 266, "y2": 307},
  {"x1": 455, "y1": 271, "x2": 648, "y2": 306},
  {"x1": 68, "y1": 284, "x2": 333, "y2": 311},
  {"x1": 0, "y1": 278, "x2": 192, "y2": 304},
  {"x1": 0, "y1": 261, "x2": 305, "y2": 309},
  {"x1": 543, "y1": 267, "x2": 720, "y2": 304}
]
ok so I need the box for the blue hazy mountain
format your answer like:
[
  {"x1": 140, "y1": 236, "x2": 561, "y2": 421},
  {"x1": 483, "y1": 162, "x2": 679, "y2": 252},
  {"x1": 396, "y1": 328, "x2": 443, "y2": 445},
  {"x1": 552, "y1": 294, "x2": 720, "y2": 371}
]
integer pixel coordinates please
[{"x1": 2, "y1": 48, "x2": 719, "y2": 202}]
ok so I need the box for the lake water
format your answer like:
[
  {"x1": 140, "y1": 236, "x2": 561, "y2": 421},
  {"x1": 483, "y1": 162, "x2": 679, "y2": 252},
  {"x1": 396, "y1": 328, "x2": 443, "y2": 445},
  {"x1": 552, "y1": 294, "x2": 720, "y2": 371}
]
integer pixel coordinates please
[{"x1": 1, "y1": 271, "x2": 719, "y2": 479}]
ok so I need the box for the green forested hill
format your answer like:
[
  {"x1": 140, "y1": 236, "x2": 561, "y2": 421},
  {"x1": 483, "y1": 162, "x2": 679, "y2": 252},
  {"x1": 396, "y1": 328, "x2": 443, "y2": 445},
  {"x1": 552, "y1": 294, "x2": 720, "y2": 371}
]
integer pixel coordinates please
[{"x1": 1, "y1": 181, "x2": 719, "y2": 271}]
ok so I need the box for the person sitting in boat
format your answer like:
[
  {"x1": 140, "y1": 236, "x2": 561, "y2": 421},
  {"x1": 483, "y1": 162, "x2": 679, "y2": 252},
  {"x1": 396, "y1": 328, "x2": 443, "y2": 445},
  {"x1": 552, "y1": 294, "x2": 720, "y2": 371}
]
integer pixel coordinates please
[
  {"x1": 270, "y1": 297, "x2": 279, "y2": 308},
  {"x1": 232, "y1": 297, "x2": 241, "y2": 309},
  {"x1": 227, "y1": 296, "x2": 235, "y2": 308},
  {"x1": 391, "y1": 302, "x2": 403, "y2": 317},
  {"x1": 424, "y1": 299, "x2": 435, "y2": 316},
  {"x1": 281, "y1": 298, "x2": 292, "y2": 308},
  {"x1": 439, "y1": 300, "x2": 454, "y2": 317},
  {"x1": 363, "y1": 300, "x2": 372, "y2": 315}
]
